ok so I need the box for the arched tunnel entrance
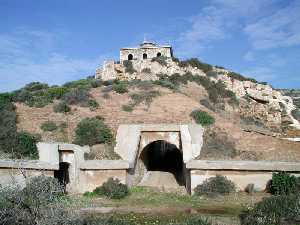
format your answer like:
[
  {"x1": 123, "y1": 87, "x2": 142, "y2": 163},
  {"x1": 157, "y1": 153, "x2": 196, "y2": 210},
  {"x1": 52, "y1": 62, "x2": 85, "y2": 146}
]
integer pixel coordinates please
[{"x1": 139, "y1": 140, "x2": 185, "y2": 186}]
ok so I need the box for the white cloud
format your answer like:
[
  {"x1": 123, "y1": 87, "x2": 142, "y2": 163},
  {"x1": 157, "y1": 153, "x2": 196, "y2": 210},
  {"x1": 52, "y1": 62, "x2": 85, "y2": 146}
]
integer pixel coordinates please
[
  {"x1": 0, "y1": 28, "x2": 107, "y2": 92},
  {"x1": 244, "y1": 1, "x2": 300, "y2": 50},
  {"x1": 175, "y1": 0, "x2": 275, "y2": 57}
]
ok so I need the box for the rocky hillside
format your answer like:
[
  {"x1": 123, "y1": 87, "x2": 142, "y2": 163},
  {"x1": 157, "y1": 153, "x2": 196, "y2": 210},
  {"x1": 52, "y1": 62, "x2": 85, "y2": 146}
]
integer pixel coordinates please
[{"x1": 1, "y1": 57, "x2": 300, "y2": 161}]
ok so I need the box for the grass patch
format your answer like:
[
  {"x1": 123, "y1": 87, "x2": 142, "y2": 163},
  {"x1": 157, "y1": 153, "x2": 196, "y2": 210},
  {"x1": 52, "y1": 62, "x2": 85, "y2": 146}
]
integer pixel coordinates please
[
  {"x1": 190, "y1": 110, "x2": 215, "y2": 126},
  {"x1": 40, "y1": 121, "x2": 58, "y2": 132},
  {"x1": 122, "y1": 104, "x2": 133, "y2": 112}
]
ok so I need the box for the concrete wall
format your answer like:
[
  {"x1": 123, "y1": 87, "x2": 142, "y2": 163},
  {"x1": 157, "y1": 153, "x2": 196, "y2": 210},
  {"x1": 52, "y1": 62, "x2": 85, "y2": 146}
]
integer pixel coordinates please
[
  {"x1": 0, "y1": 160, "x2": 57, "y2": 188},
  {"x1": 187, "y1": 160, "x2": 300, "y2": 192}
]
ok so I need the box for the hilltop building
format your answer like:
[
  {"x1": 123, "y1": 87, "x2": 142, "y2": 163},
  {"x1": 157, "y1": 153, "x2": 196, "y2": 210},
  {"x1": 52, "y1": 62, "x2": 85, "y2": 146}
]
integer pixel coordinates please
[{"x1": 120, "y1": 41, "x2": 173, "y2": 62}]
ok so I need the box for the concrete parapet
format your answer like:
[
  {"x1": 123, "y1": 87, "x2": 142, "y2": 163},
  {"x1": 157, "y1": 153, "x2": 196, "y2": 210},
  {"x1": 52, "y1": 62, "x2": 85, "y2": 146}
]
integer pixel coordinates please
[
  {"x1": 0, "y1": 159, "x2": 58, "y2": 170},
  {"x1": 186, "y1": 160, "x2": 300, "y2": 172}
]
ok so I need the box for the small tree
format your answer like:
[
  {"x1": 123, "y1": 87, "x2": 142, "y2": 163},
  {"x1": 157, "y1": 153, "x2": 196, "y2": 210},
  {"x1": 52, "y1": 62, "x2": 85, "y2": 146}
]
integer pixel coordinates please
[{"x1": 74, "y1": 117, "x2": 113, "y2": 146}]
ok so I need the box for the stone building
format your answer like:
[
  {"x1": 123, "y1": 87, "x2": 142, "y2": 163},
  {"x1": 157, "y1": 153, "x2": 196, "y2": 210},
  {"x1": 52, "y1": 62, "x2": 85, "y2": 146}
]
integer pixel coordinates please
[{"x1": 120, "y1": 41, "x2": 173, "y2": 62}]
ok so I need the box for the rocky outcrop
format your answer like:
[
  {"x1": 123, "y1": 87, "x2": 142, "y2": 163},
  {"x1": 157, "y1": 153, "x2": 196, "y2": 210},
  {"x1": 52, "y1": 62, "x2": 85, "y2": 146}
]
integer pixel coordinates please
[{"x1": 95, "y1": 59, "x2": 300, "y2": 131}]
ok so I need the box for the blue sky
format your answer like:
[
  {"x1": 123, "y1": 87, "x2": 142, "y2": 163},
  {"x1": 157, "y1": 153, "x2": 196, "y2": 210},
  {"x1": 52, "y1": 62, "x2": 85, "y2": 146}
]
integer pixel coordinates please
[{"x1": 0, "y1": 0, "x2": 300, "y2": 92}]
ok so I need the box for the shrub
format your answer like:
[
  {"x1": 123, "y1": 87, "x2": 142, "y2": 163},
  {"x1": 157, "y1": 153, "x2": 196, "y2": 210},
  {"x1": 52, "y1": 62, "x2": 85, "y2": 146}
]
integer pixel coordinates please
[
  {"x1": 190, "y1": 110, "x2": 214, "y2": 126},
  {"x1": 74, "y1": 117, "x2": 113, "y2": 146},
  {"x1": 154, "y1": 79, "x2": 177, "y2": 90},
  {"x1": 227, "y1": 71, "x2": 258, "y2": 83},
  {"x1": 112, "y1": 82, "x2": 128, "y2": 94},
  {"x1": 15, "y1": 132, "x2": 40, "y2": 159},
  {"x1": 268, "y1": 172, "x2": 298, "y2": 195},
  {"x1": 291, "y1": 109, "x2": 300, "y2": 121},
  {"x1": 53, "y1": 101, "x2": 71, "y2": 113},
  {"x1": 141, "y1": 68, "x2": 151, "y2": 73},
  {"x1": 47, "y1": 86, "x2": 69, "y2": 99},
  {"x1": 129, "y1": 90, "x2": 160, "y2": 107},
  {"x1": 179, "y1": 58, "x2": 213, "y2": 73},
  {"x1": 0, "y1": 101, "x2": 17, "y2": 154},
  {"x1": 0, "y1": 175, "x2": 67, "y2": 225},
  {"x1": 151, "y1": 56, "x2": 168, "y2": 66},
  {"x1": 63, "y1": 88, "x2": 90, "y2": 106},
  {"x1": 194, "y1": 175, "x2": 236, "y2": 196},
  {"x1": 123, "y1": 60, "x2": 136, "y2": 74},
  {"x1": 94, "y1": 178, "x2": 129, "y2": 199},
  {"x1": 186, "y1": 217, "x2": 212, "y2": 225},
  {"x1": 122, "y1": 104, "x2": 133, "y2": 112},
  {"x1": 88, "y1": 99, "x2": 99, "y2": 111},
  {"x1": 41, "y1": 121, "x2": 58, "y2": 132},
  {"x1": 240, "y1": 194, "x2": 300, "y2": 225}
]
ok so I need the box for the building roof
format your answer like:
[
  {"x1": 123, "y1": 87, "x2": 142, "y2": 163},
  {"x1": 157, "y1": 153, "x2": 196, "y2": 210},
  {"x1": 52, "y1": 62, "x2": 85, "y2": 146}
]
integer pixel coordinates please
[{"x1": 120, "y1": 41, "x2": 172, "y2": 50}]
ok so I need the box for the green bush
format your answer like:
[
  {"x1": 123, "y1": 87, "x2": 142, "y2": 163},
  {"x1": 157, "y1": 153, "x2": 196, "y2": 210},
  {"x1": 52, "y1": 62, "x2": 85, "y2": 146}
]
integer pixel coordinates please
[
  {"x1": 154, "y1": 79, "x2": 177, "y2": 90},
  {"x1": 141, "y1": 68, "x2": 151, "y2": 73},
  {"x1": 0, "y1": 175, "x2": 66, "y2": 225},
  {"x1": 88, "y1": 99, "x2": 99, "y2": 111},
  {"x1": 194, "y1": 175, "x2": 236, "y2": 196},
  {"x1": 227, "y1": 71, "x2": 258, "y2": 83},
  {"x1": 40, "y1": 121, "x2": 58, "y2": 132},
  {"x1": 190, "y1": 110, "x2": 215, "y2": 126},
  {"x1": 74, "y1": 117, "x2": 113, "y2": 146},
  {"x1": 268, "y1": 172, "x2": 298, "y2": 195},
  {"x1": 15, "y1": 131, "x2": 40, "y2": 159},
  {"x1": 178, "y1": 58, "x2": 213, "y2": 73},
  {"x1": 240, "y1": 194, "x2": 300, "y2": 225},
  {"x1": 47, "y1": 86, "x2": 69, "y2": 99},
  {"x1": 112, "y1": 82, "x2": 128, "y2": 94},
  {"x1": 123, "y1": 60, "x2": 136, "y2": 74},
  {"x1": 151, "y1": 56, "x2": 168, "y2": 66},
  {"x1": 186, "y1": 217, "x2": 212, "y2": 225},
  {"x1": 63, "y1": 88, "x2": 90, "y2": 106},
  {"x1": 0, "y1": 101, "x2": 17, "y2": 154},
  {"x1": 122, "y1": 104, "x2": 133, "y2": 112},
  {"x1": 291, "y1": 109, "x2": 300, "y2": 121},
  {"x1": 53, "y1": 101, "x2": 71, "y2": 113},
  {"x1": 94, "y1": 178, "x2": 129, "y2": 199}
]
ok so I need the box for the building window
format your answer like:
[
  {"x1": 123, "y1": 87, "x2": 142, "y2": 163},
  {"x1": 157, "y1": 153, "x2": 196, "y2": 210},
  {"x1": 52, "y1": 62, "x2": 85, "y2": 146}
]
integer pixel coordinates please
[
  {"x1": 157, "y1": 52, "x2": 162, "y2": 57},
  {"x1": 128, "y1": 54, "x2": 133, "y2": 60},
  {"x1": 143, "y1": 53, "x2": 147, "y2": 59}
]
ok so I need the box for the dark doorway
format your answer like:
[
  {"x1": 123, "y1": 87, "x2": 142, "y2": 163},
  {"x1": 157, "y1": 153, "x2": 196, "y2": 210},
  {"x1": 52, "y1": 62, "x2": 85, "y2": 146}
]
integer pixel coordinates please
[
  {"x1": 140, "y1": 140, "x2": 184, "y2": 185},
  {"x1": 157, "y1": 52, "x2": 162, "y2": 57},
  {"x1": 143, "y1": 53, "x2": 147, "y2": 59},
  {"x1": 128, "y1": 54, "x2": 133, "y2": 60},
  {"x1": 54, "y1": 162, "x2": 70, "y2": 193}
]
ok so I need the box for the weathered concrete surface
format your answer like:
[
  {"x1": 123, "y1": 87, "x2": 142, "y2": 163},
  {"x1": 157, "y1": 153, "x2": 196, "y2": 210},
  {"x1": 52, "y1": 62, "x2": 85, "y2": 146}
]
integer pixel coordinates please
[
  {"x1": 138, "y1": 171, "x2": 181, "y2": 190},
  {"x1": 79, "y1": 169, "x2": 127, "y2": 193},
  {"x1": 37, "y1": 142, "x2": 59, "y2": 164},
  {"x1": 80, "y1": 160, "x2": 129, "y2": 170},
  {"x1": 0, "y1": 168, "x2": 54, "y2": 188},
  {"x1": 0, "y1": 159, "x2": 58, "y2": 170},
  {"x1": 188, "y1": 160, "x2": 300, "y2": 192},
  {"x1": 187, "y1": 160, "x2": 300, "y2": 171},
  {"x1": 114, "y1": 124, "x2": 141, "y2": 167},
  {"x1": 114, "y1": 124, "x2": 204, "y2": 167}
]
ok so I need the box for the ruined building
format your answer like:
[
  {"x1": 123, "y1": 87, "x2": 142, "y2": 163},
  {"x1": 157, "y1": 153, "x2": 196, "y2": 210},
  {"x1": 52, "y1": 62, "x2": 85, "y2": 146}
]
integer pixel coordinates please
[{"x1": 120, "y1": 41, "x2": 173, "y2": 62}]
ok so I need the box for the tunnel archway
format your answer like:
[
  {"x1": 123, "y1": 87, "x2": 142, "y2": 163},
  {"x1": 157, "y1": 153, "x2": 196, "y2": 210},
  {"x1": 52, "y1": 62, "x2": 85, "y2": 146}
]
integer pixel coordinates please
[
  {"x1": 139, "y1": 140, "x2": 184, "y2": 186},
  {"x1": 128, "y1": 54, "x2": 133, "y2": 60}
]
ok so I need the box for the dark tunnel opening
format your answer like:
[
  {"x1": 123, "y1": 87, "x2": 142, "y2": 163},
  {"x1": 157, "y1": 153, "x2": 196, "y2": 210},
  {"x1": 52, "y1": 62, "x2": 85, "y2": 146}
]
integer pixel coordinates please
[
  {"x1": 140, "y1": 140, "x2": 185, "y2": 186},
  {"x1": 54, "y1": 162, "x2": 70, "y2": 193}
]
